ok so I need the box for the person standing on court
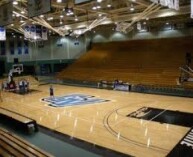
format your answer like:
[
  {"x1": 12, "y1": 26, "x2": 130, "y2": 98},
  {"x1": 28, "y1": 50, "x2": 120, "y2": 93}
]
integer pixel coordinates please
[{"x1": 49, "y1": 85, "x2": 54, "y2": 98}]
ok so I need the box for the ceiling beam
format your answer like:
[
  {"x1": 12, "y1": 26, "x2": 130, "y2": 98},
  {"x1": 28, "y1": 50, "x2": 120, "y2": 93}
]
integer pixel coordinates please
[{"x1": 56, "y1": 5, "x2": 190, "y2": 30}]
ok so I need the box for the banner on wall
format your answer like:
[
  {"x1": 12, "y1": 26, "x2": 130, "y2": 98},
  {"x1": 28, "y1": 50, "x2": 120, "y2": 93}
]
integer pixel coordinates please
[
  {"x1": 191, "y1": 0, "x2": 193, "y2": 18},
  {"x1": 0, "y1": 27, "x2": 6, "y2": 41},
  {"x1": 151, "y1": 0, "x2": 179, "y2": 10},
  {"x1": 174, "y1": 0, "x2": 179, "y2": 10},
  {"x1": 0, "y1": 42, "x2": 6, "y2": 55},
  {"x1": 18, "y1": 39, "x2": 22, "y2": 55},
  {"x1": 28, "y1": 0, "x2": 51, "y2": 18},
  {"x1": 30, "y1": 25, "x2": 36, "y2": 39},
  {"x1": 24, "y1": 25, "x2": 47, "y2": 41},
  {"x1": 24, "y1": 40, "x2": 29, "y2": 54},
  {"x1": 42, "y1": 27, "x2": 47, "y2": 40},
  {"x1": 0, "y1": 2, "x2": 13, "y2": 26},
  {"x1": 35, "y1": 25, "x2": 42, "y2": 39},
  {"x1": 10, "y1": 40, "x2": 14, "y2": 55},
  {"x1": 24, "y1": 26, "x2": 30, "y2": 39}
]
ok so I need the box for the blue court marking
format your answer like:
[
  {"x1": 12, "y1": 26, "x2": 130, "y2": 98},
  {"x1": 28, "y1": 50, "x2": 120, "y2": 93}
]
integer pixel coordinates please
[{"x1": 42, "y1": 93, "x2": 109, "y2": 107}]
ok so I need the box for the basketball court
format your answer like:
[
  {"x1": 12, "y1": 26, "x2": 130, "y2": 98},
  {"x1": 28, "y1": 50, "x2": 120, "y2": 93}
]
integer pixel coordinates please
[
  {"x1": 0, "y1": 0, "x2": 192, "y2": 156},
  {"x1": 0, "y1": 79, "x2": 192, "y2": 157}
]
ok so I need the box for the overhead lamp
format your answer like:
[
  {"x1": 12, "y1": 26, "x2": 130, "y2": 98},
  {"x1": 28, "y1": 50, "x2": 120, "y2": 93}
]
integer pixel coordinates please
[
  {"x1": 40, "y1": 15, "x2": 44, "y2": 18},
  {"x1": 97, "y1": 5, "x2": 101, "y2": 9},
  {"x1": 97, "y1": 0, "x2": 102, "y2": 2},
  {"x1": 66, "y1": 8, "x2": 73, "y2": 13},
  {"x1": 13, "y1": 1, "x2": 18, "y2": 5},
  {"x1": 65, "y1": 7, "x2": 74, "y2": 15},
  {"x1": 130, "y1": 4, "x2": 135, "y2": 11},
  {"x1": 47, "y1": 17, "x2": 53, "y2": 21},
  {"x1": 60, "y1": 15, "x2": 64, "y2": 18},
  {"x1": 75, "y1": 16, "x2": 78, "y2": 21},
  {"x1": 60, "y1": 21, "x2": 63, "y2": 25},
  {"x1": 92, "y1": 6, "x2": 97, "y2": 10},
  {"x1": 21, "y1": 10, "x2": 25, "y2": 14},
  {"x1": 57, "y1": 0, "x2": 62, "y2": 3},
  {"x1": 20, "y1": 20, "x2": 24, "y2": 23},
  {"x1": 107, "y1": 4, "x2": 111, "y2": 8}
]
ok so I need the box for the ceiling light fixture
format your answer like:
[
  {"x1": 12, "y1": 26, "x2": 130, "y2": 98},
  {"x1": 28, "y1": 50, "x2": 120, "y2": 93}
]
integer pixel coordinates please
[
  {"x1": 13, "y1": 1, "x2": 18, "y2": 5},
  {"x1": 57, "y1": 0, "x2": 62, "y2": 3},
  {"x1": 107, "y1": 4, "x2": 111, "y2": 8},
  {"x1": 92, "y1": 6, "x2": 97, "y2": 10},
  {"x1": 47, "y1": 17, "x2": 53, "y2": 21},
  {"x1": 65, "y1": 8, "x2": 74, "y2": 16},
  {"x1": 97, "y1": 0, "x2": 102, "y2": 2},
  {"x1": 97, "y1": 5, "x2": 101, "y2": 9},
  {"x1": 75, "y1": 16, "x2": 78, "y2": 21},
  {"x1": 21, "y1": 10, "x2": 25, "y2": 14},
  {"x1": 20, "y1": 17, "x2": 24, "y2": 23},
  {"x1": 130, "y1": 4, "x2": 135, "y2": 11}
]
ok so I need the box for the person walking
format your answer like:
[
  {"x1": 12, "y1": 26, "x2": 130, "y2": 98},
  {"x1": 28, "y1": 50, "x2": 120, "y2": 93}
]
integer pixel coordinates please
[{"x1": 49, "y1": 85, "x2": 54, "y2": 98}]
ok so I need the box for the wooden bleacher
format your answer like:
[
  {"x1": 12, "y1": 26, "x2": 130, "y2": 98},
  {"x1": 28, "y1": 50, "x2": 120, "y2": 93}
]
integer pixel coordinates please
[
  {"x1": 0, "y1": 107, "x2": 38, "y2": 134},
  {"x1": 0, "y1": 127, "x2": 53, "y2": 157},
  {"x1": 57, "y1": 37, "x2": 193, "y2": 88}
]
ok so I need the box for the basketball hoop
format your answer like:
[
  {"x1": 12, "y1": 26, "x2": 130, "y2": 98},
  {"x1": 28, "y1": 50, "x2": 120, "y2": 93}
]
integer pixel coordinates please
[{"x1": 12, "y1": 64, "x2": 23, "y2": 74}]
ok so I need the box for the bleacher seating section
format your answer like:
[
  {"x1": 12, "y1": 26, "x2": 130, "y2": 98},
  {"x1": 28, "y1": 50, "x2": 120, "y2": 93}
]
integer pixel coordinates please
[
  {"x1": 0, "y1": 107, "x2": 38, "y2": 134},
  {"x1": 57, "y1": 37, "x2": 193, "y2": 88},
  {"x1": 0, "y1": 127, "x2": 53, "y2": 157}
]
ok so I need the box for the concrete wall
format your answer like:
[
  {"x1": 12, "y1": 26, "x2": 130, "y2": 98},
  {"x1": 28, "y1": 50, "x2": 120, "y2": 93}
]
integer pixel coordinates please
[
  {"x1": 0, "y1": 35, "x2": 87, "y2": 63},
  {"x1": 0, "y1": 35, "x2": 87, "y2": 73},
  {"x1": 0, "y1": 26, "x2": 193, "y2": 73},
  {"x1": 91, "y1": 27, "x2": 193, "y2": 43}
]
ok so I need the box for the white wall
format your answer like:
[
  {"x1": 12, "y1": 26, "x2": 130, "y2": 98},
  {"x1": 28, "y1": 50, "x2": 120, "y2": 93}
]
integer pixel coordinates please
[
  {"x1": 91, "y1": 27, "x2": 193, "y2": 43},
  {"x1": 1, "y1": 35, "x2": 87, "y2": 63},
  {"x1": 1, "y1": 27, "x2": 193, "y2": 63}
]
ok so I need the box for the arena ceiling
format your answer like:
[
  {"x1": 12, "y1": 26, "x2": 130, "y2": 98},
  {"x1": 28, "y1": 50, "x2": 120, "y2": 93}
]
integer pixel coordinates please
[{"x1": 0, "y1": 0, "x2": 192, "y2": 36}]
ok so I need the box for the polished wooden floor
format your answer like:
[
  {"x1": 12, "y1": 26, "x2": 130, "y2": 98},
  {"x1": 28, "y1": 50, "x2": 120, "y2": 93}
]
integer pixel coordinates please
[{"x1": 0, "y1": 77, "x2": 193, "y2": 157}]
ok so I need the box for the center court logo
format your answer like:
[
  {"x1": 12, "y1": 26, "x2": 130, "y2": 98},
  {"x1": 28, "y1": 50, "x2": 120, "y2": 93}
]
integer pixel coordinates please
[{"x1": 41, "y1": 93, "x2": 109, "y2": 107}]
